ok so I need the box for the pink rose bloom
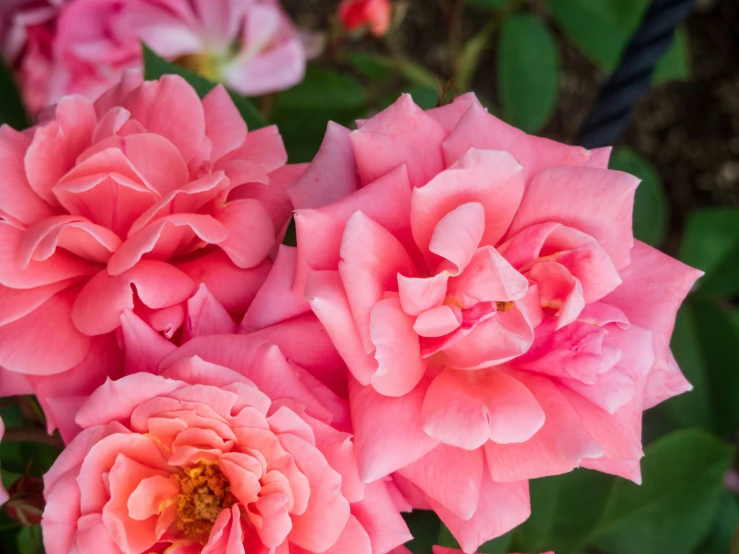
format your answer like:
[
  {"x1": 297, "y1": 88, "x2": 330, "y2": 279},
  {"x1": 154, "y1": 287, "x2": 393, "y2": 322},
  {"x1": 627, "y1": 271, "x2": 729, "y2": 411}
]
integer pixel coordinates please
[
  {"x1": 339, "y1": 0, "x2": 392, "y2": 37},
  {"x1": 0, "y1": 416, "x2": 8, "y2": 505},
  {"x1": 281, "y1": 93, "x2": 701, "y2": 551},
  {"x1": 41, "y1": 327, "x2": 411, "y2": 554},
  {"x1": 10, "y1": 0, "x2": 308, "y2": 110},
  {"x1": 0, "y1": 72, "x2": 298, "y2": 435}
]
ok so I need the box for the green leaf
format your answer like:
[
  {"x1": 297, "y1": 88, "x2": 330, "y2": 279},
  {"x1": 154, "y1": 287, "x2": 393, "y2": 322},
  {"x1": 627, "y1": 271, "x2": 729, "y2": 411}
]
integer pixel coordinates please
[
  {"x1": 512, "y1": 469, "x2": 614, "y2": 553},
  {"x1": 609, "y1": 148, "x2": 668, "y2": 247},
  {"x1": 439, "y1": 523, "x2": 512, "y2": 553},
  {"x1": 0, "y1": 58, "x2": 29, "y2": 130},
  {"x1": 398, "y1": 59, "x2": 439, "y2": 89},
  {"x1": 497, "y1": 14, "x2": 559, "y2": 133},
  {"x1": 465, "y1": 0, "x2": 509, "y2": 9},
  {"x1": 697, "y1": 492, "x2": 739, "y2": 554},
  {"x1": 142, "y1": 45, "x2": 267, "y2": 131},
  {"x1": 679, "y1": 207, "x2": 739, "y2": 296},
  {"x1": 588, "y1": 429, "x2": 735, "y2": 554},
  {"x1": 403, "y1": 510, "x2": 441, "y2": 554},
  {"x1": 545, "y1": 0, "x2": 689, "y2": 82},
  {"x1": 654, "y1": 27, "x2": 690, "y2": 83},
  {"x1": 347, "y1": 52, "x2": 393, "y2": 81},
  {"x1": 16, "y1": 525, "x2": 43, "y2": 554},
  {"x1": 271, "y1": 66, "x2": 367, "y2": 162}
]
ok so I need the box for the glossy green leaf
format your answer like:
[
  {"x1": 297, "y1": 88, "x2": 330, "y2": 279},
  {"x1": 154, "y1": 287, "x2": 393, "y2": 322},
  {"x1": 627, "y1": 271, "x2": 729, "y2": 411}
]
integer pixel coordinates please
[
  {"x1": 0, "y1": 58, "x2": 29, "y2": 130},
  {"x1": 142, "y1": 45, "x2": 267, "y2": 131},
  {"x1": 697, "y1": 491, "x2": 739, "y2": 554},
  {"x1": 438, "y1": 523, "x2": 511, "y2": 554},
  {"x1": 609, "y1": 148, "x2": 669, "y2": 247},
  {"x1": 513, "y1": 469, "x2": 614, "y2": 553},
  {"x1": 271, "y1": 66, "x2": 367, "y2": 162},
  {"x1": 498, "y1": 14, "x2": 559, "y2": 133},
  {"x1": 588, "y1": 429, "x2": 735, "y2": 554},
  {"x1": 680, "y1": 207, "x2": 739, "y2": 296},
  {"x1": 404, "y1": 510, "x2": 441, "y2": 554},
  {"x1": 545, "y1": 0, "x2": 689, "y2": 82}
]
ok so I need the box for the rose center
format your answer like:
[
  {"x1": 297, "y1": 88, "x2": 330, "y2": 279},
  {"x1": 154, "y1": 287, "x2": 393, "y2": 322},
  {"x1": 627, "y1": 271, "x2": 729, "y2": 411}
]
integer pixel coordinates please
[
  {"x1": 171, "y1": 462, "x2": 236, "y2": 540},
  {"x1": 173, "y1": 53, "x2": 220, "y2": 81}
]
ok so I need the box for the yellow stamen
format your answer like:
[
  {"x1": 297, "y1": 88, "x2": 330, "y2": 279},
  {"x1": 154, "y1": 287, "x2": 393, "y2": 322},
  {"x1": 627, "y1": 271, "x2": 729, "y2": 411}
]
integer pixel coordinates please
[{"x1": 495, "y1": 301, "x2": 515, "y2": 312}]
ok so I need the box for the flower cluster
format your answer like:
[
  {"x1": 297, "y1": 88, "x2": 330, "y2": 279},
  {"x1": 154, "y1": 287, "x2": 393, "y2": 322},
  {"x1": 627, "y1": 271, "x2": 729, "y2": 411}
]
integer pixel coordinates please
[{"x1": 0, "y1": 75, "x2": 699, "y2": 553}]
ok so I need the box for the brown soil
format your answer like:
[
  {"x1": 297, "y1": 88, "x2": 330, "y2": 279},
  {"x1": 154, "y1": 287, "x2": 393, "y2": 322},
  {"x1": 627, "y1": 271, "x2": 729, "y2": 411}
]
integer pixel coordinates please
[{"x1": 282, "y1": 0, "x2": 739, "y2": 252}]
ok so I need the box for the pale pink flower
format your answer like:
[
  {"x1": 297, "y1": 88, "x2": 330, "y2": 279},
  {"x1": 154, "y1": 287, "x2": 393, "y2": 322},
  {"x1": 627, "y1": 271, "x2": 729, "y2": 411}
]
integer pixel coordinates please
[
  {"x1": 274, "y1": 92, "x2": 701, "y2": 552},
  {"x1": 0, "y1": 73, "x2": 298, "y2": 436},
  {"x1": 41, "y1": 327, "x2": 411, "y2": 554}
]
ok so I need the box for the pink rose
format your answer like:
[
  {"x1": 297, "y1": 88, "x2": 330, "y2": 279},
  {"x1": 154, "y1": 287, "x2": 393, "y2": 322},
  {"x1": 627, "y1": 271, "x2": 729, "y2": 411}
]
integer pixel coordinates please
[
  {"x1": 41, "y1": 329, "x2": 411, "y2": 554},
  {"x1": 7, "y1": 0, "x2": 309, "y2": 110},
  {"x1": 281, "y1": 93, "x2": 701, "y2": 551},
  {"x1": 0, "y1": 73, "x2": 297, "y2": 436},
  {"x1": 339, "y1": 0, "x2": 392, "y2": 37}
]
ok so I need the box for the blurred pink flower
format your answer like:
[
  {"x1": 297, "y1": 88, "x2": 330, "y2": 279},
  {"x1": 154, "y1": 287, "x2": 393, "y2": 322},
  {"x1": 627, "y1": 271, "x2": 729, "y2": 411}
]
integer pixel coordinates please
[
  {"x1": 279, "y1": 92, "x2": 701, "y2": 552},
  {"x1": 42, "y1": 327, "x2": 411, "y2": 554},
  {"x1": 2, "y1": 0, "x2": 310, "y2": 111},
  {"x1": 339, "y1": 0, "x2": 391, "y2": 37},
  {"x1": 0, "y1": 73, "x2": 298, "y2": 435}
]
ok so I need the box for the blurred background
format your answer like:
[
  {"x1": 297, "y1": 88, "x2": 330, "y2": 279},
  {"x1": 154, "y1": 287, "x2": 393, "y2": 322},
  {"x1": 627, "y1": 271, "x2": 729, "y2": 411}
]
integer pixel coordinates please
[{"x1": 1, "y1": 0, "x2": 738, "y2": 553}]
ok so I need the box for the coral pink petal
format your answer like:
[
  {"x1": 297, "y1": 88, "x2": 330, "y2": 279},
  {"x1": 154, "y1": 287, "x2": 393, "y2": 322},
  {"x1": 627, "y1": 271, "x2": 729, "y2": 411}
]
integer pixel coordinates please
[
  {"x1": 397, "y1": 444, "x2": 484, "y2": 520},
  {"x1": 431, "y1": 472, "x2": 530, "y2": 554},
  {"x1": 213, "y1": 199, "x2": 275, "y2": 269},
  {"x1": 507, "y1": 166, "x2": 638, "y2": 269},
  {"x1": 369, "y1": 298, "x2": 427, "y2": 397},
  {"x1": 108, "y1": 214, "x2": 229, "y2": 275},
  {"x1": 119, "y1": 309, "x2": 177, "y2": 375},
  {"x1": 0, "y1": 222, "x2": 97, "y2": 289},
  {"x1": 17, "y1": 215, "x2": 122, "y2": 266},
  {"x1": 0, "y1": 286, "x2": 91, "y2": 375},
  {"x1": 530, "y1": 261, "x2": 586, "y2": 328},
  {"x1": 442, "y1": 308, "x2": 535, "y2": 369},
  {"x1": 127, "y1": 475, "x2": 180, "y2": 521},
  {"x1": 304, "y1": 514, "x2": 372, "y2": 554},
  {"x1": 0, "y1": 279, "x2": 77, "y2": 326},
  {"x1": 351, "y1": 481, "x2": 413, "y2": 553},
  {"x1": 339, "y1": 211, "x2": 417, "y2": 352},
  {"x1": 178, "y1": 251, "x2": 271, "y2": 316},
  {"x1": 72, "y1": 261, "x2": 196, "y2": 335},
  {"x1": 429, "y1": 202, "x2": 485, "y2": 273},
  {"x1": 183, "y1": 284, "x2": 238, "y2": 340},
  {"x1": 119, "y1": 133, "x2": 189, "y2": 196},
  {"x1": 411, "y1": 149, "x2": 524, "y2": 256},
  {"x1": 122, "y1": 75, "x2": 205, "y2": 163},
  {"x1": 241, "y1": 246, "x2": 311, "y2": 332},
  {"x1": 484, "y1": 371, "x2": 603, "y2": 482},
  {"x1": 397, "y1": 272, "x2": 449, "y2": 316},
  {"x1": 447, "y1": 246, "x2": 529, "y2": 307},
  {"x1": 0, "y1": 126, "x2": 54, "y2": 224},
  {"x1": 443, "y1": 102, "x2": 603, "y2": 182},
  {"x1": 288, "y1": 122, "x2": 359, "y2": 210},
  {"x1": 305, "y1": 270, "x2": 378, "y2": 385},
  {"x1": 350, "y1": 377, "x2": 439, "y2": 482},
  {"x1": 202, "y1": 85, "x2": 247, "y2": 162},
  {"x1": 350, "y1": 94, "x2": 447, "y2": 188},
  {"x1": 426, "y1": 93, "x2": 483, "y2": 132},
  {"x1": 219, "y1": 125, "x2": 287, "y2": 178},
  {"x1": 414, "y1": 305, "x2": 462, "y2": 338},
  {"x1": 422, "y1": 368, "x2": 544, "y2": 449}
]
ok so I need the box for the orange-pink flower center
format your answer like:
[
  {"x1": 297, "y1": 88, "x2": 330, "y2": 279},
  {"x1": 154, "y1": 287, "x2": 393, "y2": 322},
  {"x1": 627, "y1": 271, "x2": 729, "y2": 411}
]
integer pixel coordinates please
[{"x1": 171, "y1": 462, "x2": 236, "y2": 541}]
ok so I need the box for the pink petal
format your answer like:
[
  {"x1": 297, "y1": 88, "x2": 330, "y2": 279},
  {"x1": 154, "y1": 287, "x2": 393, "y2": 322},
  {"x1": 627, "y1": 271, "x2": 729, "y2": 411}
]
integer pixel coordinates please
[
  {"x1": 178, "y1": 251, "x2": 271, "y2": 316},
  {"x1": 127, "y1": 475, "x2": 180, "y2": 521},
  {"x1": 397, "y1": 272, "x2": 449, "y2": 316},
  {"x1": 411, "y1": 149, "x2": 524, "y2": 256},
  {"x1": 369, "y1": 297, "x2": 427, "y2": 397},
  {"x1": 431, "y1": 471, "x2": 530, "y2": 554},
  {"x1": 202, "y1": 85, "x2": 247, "y2": 162},
  {"x1": 288, "y1": 122, "x2": 359, "y2": 210},
  {"x1": 443, "y1": 102, "x2": 604, "y2": 182},
  {"x1": 339, "y1": 211, "x2": 417, "y2": 353},
  {"x1": 213, "y1": 199, "x2": 275, "y2": 269},
  {"x1": 119, "y1": 133, "x2": 189, "y2": 197},
  {"x1": 227, "y1": 164, "x2": 298, "y2": 234},
  {"x1": 72, "y1": 261, "x2": 196, "y2": 335},
  {"x1": 0, "y1": 286, "x2": 91, "y2": 375},
  {"x1": 0, "y1": 279, "x2": 78, "y2": 326},
  {"x1": 303, "y1": 514, "x2": 372, "y2": 554},
  {"x1": 218, "y1": 125, "x2": 287, "y2": 179},
  {"x1": 484, "y1": 371, "x2": 603, "y2": 481},
  {"x1": 422, "y1": 368, "x2": 544, "y2": 449},
  {"x1": 447, "y1": 246, "x2": 529, "y2": 307},
  {"x1": 426, "y1": 93, "x2": 483, "y2": 132},
  {"x1": 530, "y1": 261, "x2": 586, "y2": 328},
  {"x1": 349, "y1": 377, "x2": 439, "y2": 482},
  {"x1": 350, "y1": 94, "x2": 447, "y2": 188},
  {"x1": 507, "y1": 166, "x2": 639, "y2": 269},
  {"x1": 305, "y1": 270, "x2": 378, "y2": 385},
  {"x1": 429, "y1": 202, "x2": 485, "y2": 274},
  {"x1": 121, "y1": 75, "x2": 205, "y2": 163},
  {"x1": 397, "y1": 444, "x2": 484, "y2": 520},
  {"x1": 183, "y1": 284, "x2": 237, "y2": 340},
  {"x1": 414, "y1": 305, "x2": 462, "y2": 338},
  {"x1": 0, "y1": 125, "x2": 54, "y2": 225},
  {"x1": 351, "y1": 481, "x2": 413, "y2": 554},
  {"x1": 119, "y1": 309, "x2": 177, "y2": 375}
]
